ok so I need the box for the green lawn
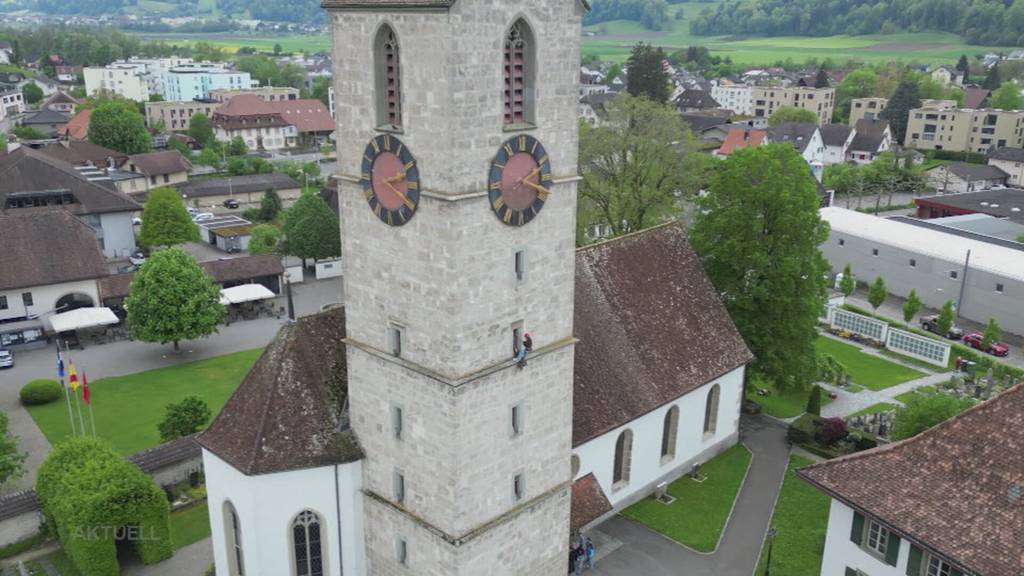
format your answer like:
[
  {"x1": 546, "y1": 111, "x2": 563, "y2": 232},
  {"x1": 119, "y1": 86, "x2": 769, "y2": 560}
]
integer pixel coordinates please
[
  {"x1": 849, "y1": 402, "x2": 899, "y2": 418},
  {"x1": 170, "y1": 502, "x2": 212, "y2": 550},
  {"x1": 135, "y1": 32, "x2": 331, "y2": 55},
  {"x1": 895, "y1": 385, "x2": 937, "y2": 404},
  {"x1": 815, "y1": 338, "x2": 924, "y2": 391},
  {"x1": 44, "y1": 550, "x2": 82, "y2": 576},
  {"x1": 27, "y1": 349, "x2": 262, "y2": 455},
  {"x1": 756, "y1": 455, "x2": 830, "y2": 575},
  {"x1": 746, "y1": 380, "x2": 832, "y2": 419},
  {"x1": 621, "y1": 444, "x2": 751, "y2": 552}
]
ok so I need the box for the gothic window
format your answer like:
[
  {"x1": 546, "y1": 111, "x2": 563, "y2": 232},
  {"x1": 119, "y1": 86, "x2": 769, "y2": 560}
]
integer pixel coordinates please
[
  {"x1": 292, "y1": 510, "x2": 325, "y2": 576},
  {"x1": 503, "y1": 19, "x2": 535, "y2": 126},
  {"x1": 612, "y1": 429, "x2": 632, "y2": 488},
  {"x1": 374, "y1": 25, "x2": 402, "y2": 129},
  {"x1": 661, "y1": 406, "x2": 679, "y2": 462},
  {"x1": 703, "y1": 384, "x2": 721, "y2": 437},
  {"x1": 223, "y1": 501, "x2": 245, "y2": 576}
]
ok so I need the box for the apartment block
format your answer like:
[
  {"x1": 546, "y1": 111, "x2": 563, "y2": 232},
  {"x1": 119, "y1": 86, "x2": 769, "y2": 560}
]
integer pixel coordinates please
[
  {"x1": 144, "y1": 99, "x2": 221, "y2": 131},
  {"x1": 710, "y1": 83, "x2": 753, "y2": 116},
  {"x1": 752, "y1": 85, "x2": 835, "y2": 125},
  {"x1": 209, "y1": 86, "x2": 300, "y2": 103},
  {"x1": 162, "y1": 64, "x2": 256, "y2": 101},
  {"x1": 905, "y1": 101, "x2": 1024, "y2": 154},
  {"x1": 848, "y1": 97, "x2": 887, "y2": 126},
  {"x1": 83, "y1": 63, "x2": 150, "y2": 101}
]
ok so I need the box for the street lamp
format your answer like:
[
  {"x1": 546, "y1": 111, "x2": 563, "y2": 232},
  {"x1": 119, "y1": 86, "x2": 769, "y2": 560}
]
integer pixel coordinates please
[
  {"x1": 284, "y1": 271, "x2": 295, "y2": 321},
  {"x1": 763, "y1": 527, "x2": 778, "y2": 576}
]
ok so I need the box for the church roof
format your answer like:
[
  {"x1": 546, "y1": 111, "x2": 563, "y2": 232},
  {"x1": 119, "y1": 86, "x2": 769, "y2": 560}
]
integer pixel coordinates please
[
  {"x1": 572, "y1": 224, "x2": 753, "y2": 446},
  {"x1": 198, "y1": 307, "x2": 363, "y2": 475}
]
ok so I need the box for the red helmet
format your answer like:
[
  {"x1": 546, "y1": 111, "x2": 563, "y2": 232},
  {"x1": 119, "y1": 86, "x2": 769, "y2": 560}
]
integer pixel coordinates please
[{"x1": 523, "y1": 332, "x2": 531, "y2": 338}]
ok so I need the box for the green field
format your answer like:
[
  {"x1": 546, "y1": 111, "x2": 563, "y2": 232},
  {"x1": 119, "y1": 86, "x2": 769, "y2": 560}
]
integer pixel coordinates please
[
  {"x1": 170, "y1": 502, "x2": 212, "y2": 550},
  {"x1": 27, "y1": 349, "x2": 262, "y2": 455},
  {"x1": 815, "y1": 338, "x2": 924, "y2": 391},
  {"x1": 746, "y1": 379, "x2": 833, "y2": 419},
  {"x1": 756, "y1": 455, "x2": 830, "y2": 575},
  {"x1": 621, "y1": 444, "x2": 751, "y2": 552},
  {"x1": 138, "y1": 32, "x2": 331, "y2": 54}
]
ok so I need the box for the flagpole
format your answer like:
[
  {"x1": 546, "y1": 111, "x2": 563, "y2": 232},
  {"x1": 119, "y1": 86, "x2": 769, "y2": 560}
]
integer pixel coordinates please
[
  {"x1": 57, "y1": 340, "x2": 77, "y2": 437},
  {"x1": 73, "y1": 384, "x2": 86, "y2": 438},
  {"x1": 88, "y1": 404, "x2": 96, "y2": 437},
  {"x1": 66, "y1": 352, "x2": 86, "y2": 437},
  {"x1": 83, "y1": 373, "x2": 97, "y2": 438}
]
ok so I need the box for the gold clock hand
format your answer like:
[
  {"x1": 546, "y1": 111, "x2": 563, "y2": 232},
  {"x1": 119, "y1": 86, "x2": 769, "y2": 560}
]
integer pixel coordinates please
[
  {"x1": 385, "y1": 172, "x2": 406, "y2": 184},
  {"x1": 523, "y1": 179, "x2": 550, "y2": 196},
  {"x1": 519, "y1": 165, "x2": 542, "y2": 184},
  {"x1": 382, "y1": 179, "x2": 416, "y2": 210}
]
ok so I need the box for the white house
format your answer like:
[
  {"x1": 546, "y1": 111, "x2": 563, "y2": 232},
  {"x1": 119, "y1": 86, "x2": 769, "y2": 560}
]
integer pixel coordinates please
[
  {"x1": 710, "y1": 82, "x2": 753, "y2": 116},
  {"x1": 987, "y1": 146, "x2": 1024, "y2": 186},
  {"x1": 925, "y1": 161, "x2": 1009, "y2": 194},
  {"x1": 83, "y1": 63, "x2": 151, "y2": 101},
  {"x1": 930, "y1": 65, "x2": 963, "y2": 87},
  {"x1": 820, "y1": 124, "x2": 855, "y2": 166},
  {"x1": 847, "y1": 119, "x2": 892, "y2": 164},
  {"x1": 768, "y1": 121, "x2": 825, "y2": 180},
  {"x1": 0, "y1": 41, "x2": 13, "y2": 65},
  {"x1": 798, "y1": 383, "x2": 1022, "y2": 576}
]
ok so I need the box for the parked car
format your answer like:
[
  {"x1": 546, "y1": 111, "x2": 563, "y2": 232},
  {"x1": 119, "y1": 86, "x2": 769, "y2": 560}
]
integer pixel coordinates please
[
  {"x1": 920, "y1": 315, "x2": 963, "y2": 340},
  {"x1": 132, "y1": 216, "x2": 142, "y2": 225},
  {"x1": 128, "y1": 250, "x2": 147, "y2": 266},
  {"x1": 962, "y1": 332, "x2": 1010, "y2": 357},
  {"x1": 0, "y1": 349, "x2": 13, "y2": 369},
  {"x1": 223, "y1": 199, "x2": 240, "y2": 209},
  {"x1": 186, "y1": 207, "x2": 199, "y2": 216},
  {"x1": 192, "y1": 212, "x2": 215, "y2": 222}
]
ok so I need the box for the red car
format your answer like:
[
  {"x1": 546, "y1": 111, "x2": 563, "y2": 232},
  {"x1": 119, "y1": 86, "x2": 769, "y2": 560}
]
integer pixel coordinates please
[{"x1": 962, "y1": 332, "x2": 1010, "y2": 357}]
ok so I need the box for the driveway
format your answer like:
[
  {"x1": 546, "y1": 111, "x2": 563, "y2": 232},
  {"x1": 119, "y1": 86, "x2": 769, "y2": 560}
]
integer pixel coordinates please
[{"x1": 589, "y1": 416, "x2": 790, "y2": 576}]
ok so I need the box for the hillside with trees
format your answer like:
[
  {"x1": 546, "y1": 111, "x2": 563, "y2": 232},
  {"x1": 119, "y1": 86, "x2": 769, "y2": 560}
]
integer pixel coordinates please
[
  {"x1": 691, "y1": 0, "x2": 1024, "y2": 46},
  {"x1": 2, "y1": 0, "x2": 324, "y2": 22}
]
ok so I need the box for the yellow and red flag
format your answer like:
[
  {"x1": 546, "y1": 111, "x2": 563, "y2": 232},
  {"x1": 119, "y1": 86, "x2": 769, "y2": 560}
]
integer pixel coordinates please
[
  {"x1": 68, "y1": 362, "x2": 80, "y2": 393},
  {"x1": 82, "y1": 373, "x2": 91, "y2": 406}
]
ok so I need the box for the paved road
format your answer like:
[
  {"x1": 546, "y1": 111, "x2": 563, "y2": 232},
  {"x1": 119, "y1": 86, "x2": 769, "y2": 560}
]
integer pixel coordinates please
[
  {"x1": 121, "y1": 538, "x2": 213, "y2": 576},
  {"x1": 589, "y1": 416, "x2": 790, "y2": 576},
  {"x1": 0, "y1": 277, "x2": 343, "y2": 493}
]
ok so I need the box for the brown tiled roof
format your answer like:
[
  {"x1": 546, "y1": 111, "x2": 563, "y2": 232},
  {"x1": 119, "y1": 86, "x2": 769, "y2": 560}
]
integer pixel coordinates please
[
  {"x1": 798, "y1": 382, "x2": 1024, "y2": 576},
  {"x1": 39, "y1": 140, "x2": 127, "y2": 168},
  {"x1": 272, "y1": 99, "x2": 334, "y2": 133},
  {"x1": 849, "y1": 119, "x2": 889, "y2": 153},
  {"x1": 127, "y1": 433, "x2": 201, "y2": 473},
  {"x1": 99, "y1": 255, "x2": 283, "y2": 299},
  {"x1": 0, "y1": 211, "x2": 107, "y2": 291},
  {"x1": 718, "y1": 127, "x2": 766, "y2": 156},
  {"x1": 215, "y1": 94, "x2": 277, "y2": 116},
  {"x1": 57, "y1": 109, "x2": 90, "y2": 140},
  {"x1": 198, "y1": 307, "x2": 363, "y2": 475},
  {"x1": 570, "y1": 473, "x2": 612, "y2": 531},
  {"x1": 572, "y1": 224, "x2": 753, "y2": 445},
  {"x1": 0, "y1": 147, "x2": 140, "y2": 215},
  {"x1": 964, "y1": 86, "x2": 990, "y2": 109},
  {"x1": 127, "y1": 150, "x2": 191, "y2": 177}
]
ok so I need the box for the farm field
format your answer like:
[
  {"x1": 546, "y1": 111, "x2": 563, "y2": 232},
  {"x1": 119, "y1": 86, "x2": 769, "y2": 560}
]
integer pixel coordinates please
[{"x1": 137, "y1": 32, "x2": 331, "y2": 54}]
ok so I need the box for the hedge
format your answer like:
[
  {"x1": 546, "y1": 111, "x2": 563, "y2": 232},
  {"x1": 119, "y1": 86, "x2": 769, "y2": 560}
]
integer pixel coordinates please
[
  {"x1": 928, "y1": 149, "x2": 987, "y2": 165},
  {"x1": 36, "y1": 437, "x2": 172, "y2": 575},
  {"x1": 20, "y1": 380, "x2": 62, "y2": 406}
]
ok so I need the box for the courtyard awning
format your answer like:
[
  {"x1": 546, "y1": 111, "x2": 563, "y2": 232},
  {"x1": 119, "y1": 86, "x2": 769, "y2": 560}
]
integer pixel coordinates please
[
  {"x1": 49, "y1": 307, "x2": 119, "y2": 333},
  {"x1": 219, "y1": 284, "x2": 276, "y2": 305}
]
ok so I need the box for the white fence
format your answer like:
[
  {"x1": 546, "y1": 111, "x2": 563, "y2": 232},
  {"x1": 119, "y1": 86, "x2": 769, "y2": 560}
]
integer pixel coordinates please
[
  {"x1": 830, "y1": 309, "x2": 889, "y2": 342},
  {"x1": 886, "y1": 329, "x2": 951, "y2": 367},
  {"x1": 315, "y1": 258, "x2": 343, "y2": 280}
]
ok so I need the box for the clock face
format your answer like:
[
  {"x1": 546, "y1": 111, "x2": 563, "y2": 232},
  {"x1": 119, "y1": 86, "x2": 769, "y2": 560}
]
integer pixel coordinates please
[
  {"x1": 361, "y1": 134, "x2": 420, "y2": 226},
  {"x1": 488, "y1": 134, "x2": 553, "y2": 227}
]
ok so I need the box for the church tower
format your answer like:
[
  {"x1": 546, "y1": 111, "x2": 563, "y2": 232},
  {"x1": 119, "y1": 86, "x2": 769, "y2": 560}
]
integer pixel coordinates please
[{"x1": 324, "y1": 0, "x2": 584, "y2": 573}]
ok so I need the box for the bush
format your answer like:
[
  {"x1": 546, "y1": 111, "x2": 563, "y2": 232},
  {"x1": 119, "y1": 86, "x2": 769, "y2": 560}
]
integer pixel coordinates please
[
  {"x1": 157, "y1": 396, "x2": 211, "y2": 442},
  {"x1": 241, "y1": 207, "x2": 262, "y2": 222},
  {"x1": 20, "y1": 380, "x2": 62, "y2": 405},
  {"x1": 806, "y1": 385, "x2": 822, "y2": 416},
  {"x1": 930, "y1": 149, "x2": 987, "y2": 164},
  {"x1": 787, "y1": 413, "x2": 820, "y2": 445},
  {"x1": 816, "y1": 417, "x2": 849, "y2": 445}
]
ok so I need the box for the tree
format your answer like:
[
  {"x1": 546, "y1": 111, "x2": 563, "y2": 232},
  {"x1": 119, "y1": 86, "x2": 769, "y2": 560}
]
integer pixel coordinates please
[
  {"x1": 166, "y1": 136, "x2": 192, "y2": 159},
  {"x1": 138, "y1": 187, "x2": 199, "y2": 248},
  {"x1": 892, "y1": 393, "x2": 974, "y2": 440},
  {"x1": 0, "y1": 412, "x2": 26, "y2": 486},
  {"x1": 87, "y1": 100, "x2": 151, "y2": 154},
  {"x1": 806, "y1": 385, "x2": 822, "y2": 416},
  {"x1": 259, "y1": 188, "x2": 283, "y2": 221},
  {"x1": 814, "y1": 67, "x2": 829, "y2": 88},
  {"x1": 691, "y1": 144, "x2": 830, "y2": 391},
  {"x1": 603, "y1": 63, "x2": 622, "y2": 85},
  {"x1": 283, "y1": 192, "x2": 341, "y2": 265},
  {"x1": 125, "y1": 248, "x2": 225, "y2": 352},
  {"x1": 839, "y1": 264, "x2": 856, "y2": 297},
  {"x1": 187, "y1": 113, "x2": 215, "y2": 148},
  {"x1": 902, "y1": 289, "x2": 922, "y2": 324},
  {"x1": 881, "y1": 78, "x2": 921, "y2": 144},
  {"x1": 834, "y1": 69, "x2": 878, "y2": 123},
  {"x1": 310, "y1": 76, "x2": 331, "y2": 107},
  {"x1": 13, "y1": 125, "x2": 46, "y2": 140},
  {"x1": 769, "y1": 106, "x2": 819, "y2": 126},
  {"x1": 868, "y1": 276, "x2": 887, "y2": 311},
  {"x1": 249, "y1": 224, "x2": 282, "y2": 255},
  {"x1": 157, "y1": 396, "x2": 211, "y2": 442},
  {"x1": 982, "y1": 318, "x2": 1002, "y2": 349},
  {"x1": 982, "y1": 63, "x2": 1001, "y2": 91},
  {"x1": 937, "y1": 300, "x2": 956, "y2": 338},
  {"x1": 21, "y1": 82, "x2": 42, "y2": 105},
  {"x1": 227, "y1": 135, "x2": 248, "y2": 156},
  {"x1": 956, "y1": 55, "x2": 969, "y2": 73},
  {"x1": 578, "y1": 94, "x2": 708, "y2": 241},
  {"x1": 273, "y1": 42, "x2": 283, "y2": 55},
  {"x1": 989, "y1": 82, "x2": 1023, "y2": 110},
  {"x1": 625, "y1": 43, "x2": 670, "y2": 103}
]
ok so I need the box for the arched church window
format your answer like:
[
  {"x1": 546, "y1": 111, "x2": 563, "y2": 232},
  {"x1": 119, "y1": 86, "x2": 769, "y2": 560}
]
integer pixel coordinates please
[
  {"x1": 503, "y1": 19, "x2": 536, "y2": 126},
  {"x1": 223, "y1": 501, "x2": 245, "y2": 576},
  {"x1": 703, "y1": 384, "x2": 720, "y2": 437},
  {"x1": 375, "y1": 24, "x2": 402, "y2": 129},
  {"x1": 661, "y1": 405, "x2": 679, "y2": 462},
  {"x1": 612, "y1": 429, "x2": 632, "y2": 488},
  {"x1": 292, "y1": 509, "x2": 326, "y2": 576}
]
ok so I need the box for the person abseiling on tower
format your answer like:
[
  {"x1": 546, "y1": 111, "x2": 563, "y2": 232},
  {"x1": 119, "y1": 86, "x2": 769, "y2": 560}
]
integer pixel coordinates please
[{"x1": 515, "y1": 332, "x2": 532, "y2": 368}]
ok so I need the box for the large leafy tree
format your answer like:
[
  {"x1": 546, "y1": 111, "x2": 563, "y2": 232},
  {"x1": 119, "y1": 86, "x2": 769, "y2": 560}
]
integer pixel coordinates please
[
  {"x1": 880, "y1": 78, "x2": 921, "y2": 145},
  {"x1": 834, "y1": 69, "x2": 878, "y2": 123},
  {"x1": 626, "y1": 43, "x2": 670, "y2": 103},
  {"x1": 21, "y1": 82, "x2": 42, "y2": 105},
  {"x1": 982, "y1": 318, "x2": 1002, "y2": 349},
  {"x1": 578, "y1": 94, "x2": 708, "y2": 243},
  {"x1": 283, "y1": 192, "x2": 341, "y2": 265},
  {"x1": 982, "y1": 63, "x2": 1001, "y2": 91},
  {"x1": 892, "y1": 393, "x2": 974, "y2": 440},
  {"x1": 769, "y1": 106, "x2": 818, "y2": 126},
  {"x1": 87, "y1": 100, "x2": 152, "y2": 155},
  {"x1": 125, "y1": 249, "x2": 225, "y2": 352},
  {"x1": 157, "y1": 396, "x2": 211, "y2": 442},
  {"x1": 937, "y1": 300, "x2": 956, "y2": 337},
  {"x1": 248, "y1": 224, "x2": 281, "y2": 255},
  {"x1": 691, "y1": 144, "x2": 831, "y2": 391},
  {"x1": 138, "y1": 187, "x2": 200, "y2": 248},
  {"x1": 260, "y1": 188, "x2": 283, "y2": 221},
  {"x1": 187, "y1": 113, "x2": 215, "y2": 148},
  {"x1": 989, "y1": 83, "x2": 1023, "y2": 111}
]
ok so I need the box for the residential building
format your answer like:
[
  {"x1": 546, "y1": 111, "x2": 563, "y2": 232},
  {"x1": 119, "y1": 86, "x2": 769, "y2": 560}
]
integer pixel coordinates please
[
  {"x1": 579, "y1": 68, "x2": 607, "y2": 96},
  {"x1": 798, "y1": 382, "x2": 1024, "y2": 576},
  {"x1": 208, "y1": 95, "x2": 332, "y2": 150},
  {"x1": 848, "y1": 97, "x2": 887, "y2": 126},
  {"x1": 162, "y1": 64, "x2": 256, "y2": 101},
  {"x1": 0, "y1": 147, "x2": 140, "y2": 258},
  {"x1": 905, "y1": 102, "x2": 1024, "y2": 153},
  {"x1": 964, "y1": 85, "x2": 990, "y2": 109},
  {"x1": 39, "y1": 140, "x2": 127, "y2": 169},
  {"x1": 673, "y1": 89, "x2": 720, "y2": 113},
  {"x1": 83, "y1": 63, "x2": 150, "y2": 101},
  {"x1": 716, "y1": 127, "x2": 766, "y2": 157},
  {"x1": 125, "y1": 150, "x2": 192, "y2": 190},
  {"x1": 54, "y1": 65, "x2": 82, "y2": 84},
  {"x1": 925, "y1": 162, "x2": 1008, "y2": 194},
  {"x1": 57, "y1": 109, "x2": 90, "y2": 140},
  {"x1": 0, "y1": 41, "x2": 12, "y2": 65},
  {"x1": 847, "y1": 119, "x2": 892, "y2": 164},
  {"x1": 579, "y1": 93, "x2": 615, "y2": 126},
  {"x1": 171, "y1": 173, "x2": 302, "y2": 209},
  {"x1": 0, "y1": 88, "x2": 24, "y2": 119},
  {"x1": 930, "y1": 64, "x2": 963, "y2": 87},
  {"x1": 767, "y1": 121, "x2": 825, "y2": 178},
  {"x1": 987, "y1": 146, "x2": 1024, "y2": 186},
  {"x1": 752, "y1": 85, "x2": 835, "y2": 125},
  {"x1": 0, "y1": 211, "x2": 108, "y2": 345},
  {"x1": 17, "y1": 109, "x2": 69, "y2": 137},
  {"x1": 144, "y1": 99, "x2": 221, "y2": 131},
  {"x1": 710, "y1": 81, "x2": 753, "y2": 116},
  {"x1": 274, "y1": 99, "x2": 335, "y2": 147},
  {"x1": 820, "y1": 124, "x2": 854, "y2": 165},
  {"x1": 820, "y1": 206, "x2": 1024, "y2": 336},
  {"x1": 914, "y1": 188, "x2": 1024, "y2": 225},
  {"x1": 209, "y1": 86, "x2": 300, "y2": 103},
  {"x1": 41, "y1": 91, "x2": 78, "y2": 114}
]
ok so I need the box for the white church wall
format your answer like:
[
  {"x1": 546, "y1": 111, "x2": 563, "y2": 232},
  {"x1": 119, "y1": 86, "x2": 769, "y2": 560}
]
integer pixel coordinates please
[
  {"x1": 203, "y1": 449, "x2": 365, "y2": 576},
  {"x1": 572, "y1": 365, "x2": 745, "y2": 514}
]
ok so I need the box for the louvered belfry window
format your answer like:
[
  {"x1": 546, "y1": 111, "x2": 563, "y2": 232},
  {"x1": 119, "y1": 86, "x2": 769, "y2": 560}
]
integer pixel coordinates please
[
  {"x1": 504, "y1": 21, "x2": 528, "y2": 125},
  {"x1": 376, "y1": 25, "x2": 402, "y2": 129}
]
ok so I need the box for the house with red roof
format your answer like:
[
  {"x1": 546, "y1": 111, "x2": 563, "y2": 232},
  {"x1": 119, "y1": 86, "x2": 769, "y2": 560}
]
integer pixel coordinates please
[
  {"x1": 210, "y1": 94, "x2": 334, "y2": 151},
  {"x1": 57, "y1": 109, "x2": 91, "y2": 141},
  {"x1": 716, "y1": 127, "x2": 767, "y2": 157}
]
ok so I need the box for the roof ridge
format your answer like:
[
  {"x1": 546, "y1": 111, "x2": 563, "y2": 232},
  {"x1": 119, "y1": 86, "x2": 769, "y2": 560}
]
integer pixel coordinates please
[{"x1": 575, "y1": 220, "x2": 683, "y2": 254}]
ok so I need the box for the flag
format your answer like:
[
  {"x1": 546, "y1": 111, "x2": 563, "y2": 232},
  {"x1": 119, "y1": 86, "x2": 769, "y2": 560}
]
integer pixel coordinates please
[
  {"x1": 56, "y1": 350, "x2": 65, "y2": 380},
  {"x1": 68, "y1": 362, "x2": 80, "y2": 393},
  {"x1": 82, "y1": 373, "x2": 91, "y2": 406}
]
